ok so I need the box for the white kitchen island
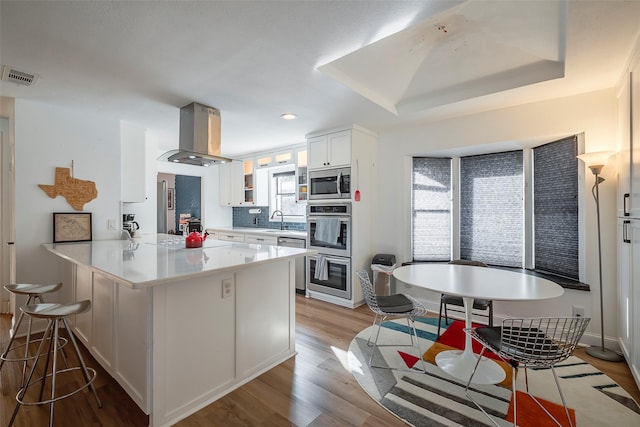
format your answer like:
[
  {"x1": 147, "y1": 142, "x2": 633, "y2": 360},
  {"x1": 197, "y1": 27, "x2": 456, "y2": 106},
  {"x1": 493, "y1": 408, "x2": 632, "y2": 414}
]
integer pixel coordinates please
[{"x1": 42, "y1": 234, "x2": 311, "y2": 427}]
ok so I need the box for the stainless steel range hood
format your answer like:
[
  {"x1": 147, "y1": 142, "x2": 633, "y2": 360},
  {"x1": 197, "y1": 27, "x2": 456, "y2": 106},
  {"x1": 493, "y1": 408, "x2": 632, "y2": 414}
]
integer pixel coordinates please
[{"x1": 158, "y1": 102, "x2": 232, "y2": 166}]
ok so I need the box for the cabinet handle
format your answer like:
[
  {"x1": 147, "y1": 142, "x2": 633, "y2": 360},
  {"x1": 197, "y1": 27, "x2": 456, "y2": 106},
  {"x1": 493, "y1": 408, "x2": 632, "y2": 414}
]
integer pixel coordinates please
[
  {"x1": 624, "y1": 193, "x2": 630, "y2": 216},
  {"x1": 623, "y1": 220, "x2": 631, "y2": 243}
]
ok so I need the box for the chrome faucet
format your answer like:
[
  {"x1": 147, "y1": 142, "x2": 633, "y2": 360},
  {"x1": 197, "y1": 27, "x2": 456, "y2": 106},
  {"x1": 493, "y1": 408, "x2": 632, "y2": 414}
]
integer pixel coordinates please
[{"x1": 270, "y1": 210, "x2": 284, "y2": 230}]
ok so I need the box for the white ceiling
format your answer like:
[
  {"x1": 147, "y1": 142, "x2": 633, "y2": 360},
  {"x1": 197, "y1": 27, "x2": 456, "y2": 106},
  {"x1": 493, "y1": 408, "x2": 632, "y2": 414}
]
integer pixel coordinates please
[{"x1": 1, "y1": 1, "x2": 639, "y2": 158}]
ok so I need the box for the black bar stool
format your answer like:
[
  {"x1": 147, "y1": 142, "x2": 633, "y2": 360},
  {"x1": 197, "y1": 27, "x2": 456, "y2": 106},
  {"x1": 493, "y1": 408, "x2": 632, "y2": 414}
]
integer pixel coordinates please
[
  {"x1": 0, "y1": 283, "x2": 67, "y2": 386},
  {"x1": 8, "y1": 300, "x2": 102, "y2": 427}
]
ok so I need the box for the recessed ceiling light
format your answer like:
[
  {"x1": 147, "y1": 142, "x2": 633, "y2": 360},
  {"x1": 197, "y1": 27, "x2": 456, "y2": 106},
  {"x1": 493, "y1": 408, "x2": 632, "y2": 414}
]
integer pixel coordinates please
[{"x1": 281, "y1": 113, "x2": 297, "y2": 120}]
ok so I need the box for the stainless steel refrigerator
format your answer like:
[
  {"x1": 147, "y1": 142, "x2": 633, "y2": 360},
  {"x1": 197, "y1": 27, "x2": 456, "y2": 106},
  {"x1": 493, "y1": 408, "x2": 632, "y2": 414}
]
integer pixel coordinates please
[{"x1": 157, "y1": 181, "x2": 168, "y2": 233}]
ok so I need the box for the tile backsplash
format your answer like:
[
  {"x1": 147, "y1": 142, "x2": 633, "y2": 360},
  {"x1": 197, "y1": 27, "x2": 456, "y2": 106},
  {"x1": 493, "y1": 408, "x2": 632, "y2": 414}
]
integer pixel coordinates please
[{"x1": 232, "y1": 206, "x2": 306, "y2": 231}]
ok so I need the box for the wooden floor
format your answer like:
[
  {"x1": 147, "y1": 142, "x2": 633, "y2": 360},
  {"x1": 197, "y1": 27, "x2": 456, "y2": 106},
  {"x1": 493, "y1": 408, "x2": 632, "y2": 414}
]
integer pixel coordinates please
[{"x1": 1, "y1": 295, "x2": 639, "y2": 426}]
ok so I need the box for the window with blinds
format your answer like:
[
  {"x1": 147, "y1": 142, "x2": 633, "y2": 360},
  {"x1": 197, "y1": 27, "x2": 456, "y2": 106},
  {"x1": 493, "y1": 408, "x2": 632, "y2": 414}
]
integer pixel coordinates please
[
  {"x1": 411, "y1": 157, "x2": 452, "y2": 261},
  {"x1": 271, "y1": 169, "x2": 305, "y2": 218},
  {"x1": 410, "y1": 139, "x2": 580, "y2": 284},
  {"x1": 533, "y1": 136, "x2": 579, "y2": 279},
  {"x1": 460, "y1": 151, "x2": 524, "y2": 267}
]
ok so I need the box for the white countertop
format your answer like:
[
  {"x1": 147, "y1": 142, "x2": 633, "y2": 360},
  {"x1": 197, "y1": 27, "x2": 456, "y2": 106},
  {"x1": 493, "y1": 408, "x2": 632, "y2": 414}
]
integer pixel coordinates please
[{"x1": 43, "y1": 233, "x2": 312, "y2": 289}]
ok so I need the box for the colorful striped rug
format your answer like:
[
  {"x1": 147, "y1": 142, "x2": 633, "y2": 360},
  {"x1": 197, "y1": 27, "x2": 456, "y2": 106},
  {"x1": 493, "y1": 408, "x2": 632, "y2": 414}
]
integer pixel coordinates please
[{"x1": 348, "y1": 317, "x2": 640, "y2": 426}]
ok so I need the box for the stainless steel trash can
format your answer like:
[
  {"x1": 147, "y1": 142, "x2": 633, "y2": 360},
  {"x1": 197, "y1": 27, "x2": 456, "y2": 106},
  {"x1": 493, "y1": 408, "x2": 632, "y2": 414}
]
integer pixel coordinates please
[{"x1": 371, "y1": 254, "x2": 396, "y2": 295}]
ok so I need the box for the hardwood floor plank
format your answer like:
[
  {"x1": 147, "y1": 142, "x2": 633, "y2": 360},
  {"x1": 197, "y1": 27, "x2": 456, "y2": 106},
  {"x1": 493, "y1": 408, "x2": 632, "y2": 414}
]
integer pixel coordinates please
[{"x1": 2, "y1": 295, "x2": 639, "y2": 426}]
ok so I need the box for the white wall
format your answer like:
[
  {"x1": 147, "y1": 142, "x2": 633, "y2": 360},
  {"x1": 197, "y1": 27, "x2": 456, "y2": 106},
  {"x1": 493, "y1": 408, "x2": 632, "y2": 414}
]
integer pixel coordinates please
[
  {"x1": 376, "y1": 89, "x2": 619, "y2": 348},
  {"x1": 14, "y1": 99, "x2": 122, "y2": 302}
]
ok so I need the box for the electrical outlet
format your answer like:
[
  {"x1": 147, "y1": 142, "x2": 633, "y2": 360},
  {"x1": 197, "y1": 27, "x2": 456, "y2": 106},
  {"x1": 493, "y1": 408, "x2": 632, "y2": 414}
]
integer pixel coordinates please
[
  {"x1": 222, "y1": 279, "x2": 233, "y2": 299},
  {"x1": 108, "y1": 219, "x2": 117, "y2": 230},
  {"x1": 572, "y1": 305, "x2": 585, "y2": 318}
]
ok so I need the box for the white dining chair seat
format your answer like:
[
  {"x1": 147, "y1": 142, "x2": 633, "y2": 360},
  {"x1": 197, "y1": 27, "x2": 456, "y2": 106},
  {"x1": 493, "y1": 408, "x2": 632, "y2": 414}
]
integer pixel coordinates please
[
  {"x1": 356, "y1": 270, "x2": 428, "y2": 372},
  {"x1": 464, "y1": 317, "x2": 590, "y2": 427}
]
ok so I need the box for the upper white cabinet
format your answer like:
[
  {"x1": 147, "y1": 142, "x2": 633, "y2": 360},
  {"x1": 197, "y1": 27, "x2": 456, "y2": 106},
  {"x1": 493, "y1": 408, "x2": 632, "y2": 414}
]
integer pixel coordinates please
[
  {"x1": 121, "y1": 122, "x2": 147, "y2": 202},
  {"x1": 620, "y1": 51, "x2": 640, "y2": 218},
  {"x1": 618, "y1": 73, "x2": 631, "y2": 217},
  {"x1": 630, "y1": 55, "x2": 640, "y2": 218},
  {"x1": 308, "y1": 130, "x2": 351, "y2": 169},
  {"x1": 219, "y1": 161, "x2": 245, "y2": 207}
]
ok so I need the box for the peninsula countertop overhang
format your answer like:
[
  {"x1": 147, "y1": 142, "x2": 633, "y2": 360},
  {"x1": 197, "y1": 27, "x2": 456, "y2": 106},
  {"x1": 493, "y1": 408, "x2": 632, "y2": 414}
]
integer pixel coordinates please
[{"x1": 42, "y1": 233, "x2": 314, "y2": 289}]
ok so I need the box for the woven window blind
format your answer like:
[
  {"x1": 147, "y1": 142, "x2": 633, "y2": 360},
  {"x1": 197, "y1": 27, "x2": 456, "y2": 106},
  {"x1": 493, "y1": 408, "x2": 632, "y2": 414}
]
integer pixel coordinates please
[
  {"x1": 460, "y1": 151, "x2": 523, "y2": 267},
  {"x1": 412, "y1": 157, "x2": 451, "y2": 261},
  {"x1": 533, "y1": 136, "x2": 579, "y2": 279}
]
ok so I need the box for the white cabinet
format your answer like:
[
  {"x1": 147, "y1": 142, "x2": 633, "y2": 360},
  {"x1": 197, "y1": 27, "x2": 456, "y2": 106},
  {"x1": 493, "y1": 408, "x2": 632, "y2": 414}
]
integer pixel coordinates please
[
  {"x1": 74, "y1": 264, "x2": 92, "y2": 344},
  {"x1": 305, "y1": 125, "x2": 377, "y2": 307},
  {"x1": 121, "y1": 122, "x2": 147, "y2": 202},
  {"x1": 255, "y1": 167, "x2": 269, "y2": 206},
  {"x1": 617, "y1": 73, "x2": 631, "y2": 217},
  {"x1": 217, "y1": 231, "x2": 245, "y2": 242},
  {"x1": 617, "y1": 43, "x2": 640, "y2": 392},
  {"x1": 68, "y1": 268, "x2": 150, "y2": 411},
  {"x1": 219, "y1": 161, "x2": 245, "y2": 206},
  {"x1": 618, "y1": 219, "x2": 640, "y2": 389},
  {"x1": 92, "y1": 274, "x2": 115, "y2": 368},
  {"x1": 245, "y1": 234, "x2": 278, "y2": 245},
  {"x1": 308, "y1": 130, "x2": 351, "y2": 169},
  {"x1": 630, "y1": 56, "x2": 640, "y2": 217}
]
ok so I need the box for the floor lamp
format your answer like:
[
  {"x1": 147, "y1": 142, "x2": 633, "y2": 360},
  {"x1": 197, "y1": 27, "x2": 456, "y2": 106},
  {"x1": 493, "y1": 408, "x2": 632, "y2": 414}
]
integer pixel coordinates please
[{"x1": 577, "y1": 151, "x2": 623, "y2": 362}]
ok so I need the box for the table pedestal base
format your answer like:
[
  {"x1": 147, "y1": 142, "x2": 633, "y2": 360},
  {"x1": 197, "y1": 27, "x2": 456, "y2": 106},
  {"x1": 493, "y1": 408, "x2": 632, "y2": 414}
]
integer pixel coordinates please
[{"x1": 435, "y1": 349, "x2": 506, "y2": 385}]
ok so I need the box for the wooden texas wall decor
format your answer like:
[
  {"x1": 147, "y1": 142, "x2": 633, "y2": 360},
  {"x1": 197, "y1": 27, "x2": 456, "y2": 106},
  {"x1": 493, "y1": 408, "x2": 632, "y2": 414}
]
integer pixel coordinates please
[{"x1": 39, "y1": 167, "x2": 98, "y2": 211}]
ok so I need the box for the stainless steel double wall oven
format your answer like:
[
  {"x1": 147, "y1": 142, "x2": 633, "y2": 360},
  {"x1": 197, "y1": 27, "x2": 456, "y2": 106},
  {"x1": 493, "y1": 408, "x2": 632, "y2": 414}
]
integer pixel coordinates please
[{"x1": 306, "y1": 201, "x2": 352, "y2": 299}]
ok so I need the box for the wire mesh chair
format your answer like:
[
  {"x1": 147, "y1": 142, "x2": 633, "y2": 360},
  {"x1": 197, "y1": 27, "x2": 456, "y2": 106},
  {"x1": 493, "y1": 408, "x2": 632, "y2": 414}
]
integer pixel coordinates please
[
  {"x1": 464, "y1": 317, "x2": 590, "y2": 427},
  {"x1": 356, "y1": 270, "x2": 428, "y2": 372},
  {"x1": 437, "y1": 259, "x2": 493, "y2": 337}
]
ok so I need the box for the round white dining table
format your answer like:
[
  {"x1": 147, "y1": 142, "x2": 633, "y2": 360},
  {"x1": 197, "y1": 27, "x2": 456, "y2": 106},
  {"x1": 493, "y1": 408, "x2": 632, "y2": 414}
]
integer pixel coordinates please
[{"x1": 393, "y1": 263, "x2": 565, "y2": 384}]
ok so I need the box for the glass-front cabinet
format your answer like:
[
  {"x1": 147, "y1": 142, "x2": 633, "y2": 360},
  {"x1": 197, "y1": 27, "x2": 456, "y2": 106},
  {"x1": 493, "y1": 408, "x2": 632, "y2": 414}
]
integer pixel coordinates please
[
  {"x1": 274, "y1": 151, "x2": 294, "y2": 166},
  {"x1": 296, "y1": 148, "x2": 308, "y2": 202},
  {"x1": 256, "y1": 155, "x2": 273, "y2": 169},
  {"x1": 243, "y1": 159, "x2": 254, "y2": 204}
]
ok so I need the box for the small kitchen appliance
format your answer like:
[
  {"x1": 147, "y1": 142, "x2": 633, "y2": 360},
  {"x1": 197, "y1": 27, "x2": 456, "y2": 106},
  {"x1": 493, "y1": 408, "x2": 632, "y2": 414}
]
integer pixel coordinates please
[
  {"x1": 122, "y1": 214, "x2": 139, "y2": 238},
  {"x1": 309, "y1": 167, "x2": 351, "y2": 200},
  {"x1": 185, "y1": 231, "x2": 208, "y2": 248},
  {"x1": 187, "y1": 218, "x2": 203, "y2": 233}
]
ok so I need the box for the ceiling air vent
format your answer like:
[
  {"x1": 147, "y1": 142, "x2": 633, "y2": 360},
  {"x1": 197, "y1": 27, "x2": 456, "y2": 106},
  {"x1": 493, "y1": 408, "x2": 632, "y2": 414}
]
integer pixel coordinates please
[{"x1": 1, "y1": 65, "x2": 40, "y2": 87}]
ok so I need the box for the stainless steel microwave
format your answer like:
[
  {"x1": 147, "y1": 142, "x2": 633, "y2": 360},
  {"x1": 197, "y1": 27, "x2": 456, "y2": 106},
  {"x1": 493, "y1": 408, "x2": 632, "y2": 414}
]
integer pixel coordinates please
[{"x1": 308, "y1": 167, "x2": 351, "y2": 200}]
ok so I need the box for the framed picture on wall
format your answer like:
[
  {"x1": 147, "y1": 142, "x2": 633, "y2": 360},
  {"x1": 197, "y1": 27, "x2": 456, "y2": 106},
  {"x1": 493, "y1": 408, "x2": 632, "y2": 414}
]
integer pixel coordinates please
[
  {"x1": 53, "y1": 212, "x2": 92, "y2": 243},
  {"x1": 168, "y1": 188, "x2": 174, "y2": 210}
]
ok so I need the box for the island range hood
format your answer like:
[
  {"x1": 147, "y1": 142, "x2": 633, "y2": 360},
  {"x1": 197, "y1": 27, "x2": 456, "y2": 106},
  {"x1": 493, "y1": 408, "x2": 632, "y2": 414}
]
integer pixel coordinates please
[{"x1": 158, "y1": 102, "x2": 233, "y2": 166}]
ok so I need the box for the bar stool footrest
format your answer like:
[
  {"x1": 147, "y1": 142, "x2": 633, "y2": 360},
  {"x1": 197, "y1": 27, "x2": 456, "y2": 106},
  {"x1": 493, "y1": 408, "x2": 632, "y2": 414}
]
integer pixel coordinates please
[
  {"x1": 1, "y1": 337, "x2": 68, "y2": 363},
  {"x1": 15, "y1": 366, "x2": 98, "y2": 406}
]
